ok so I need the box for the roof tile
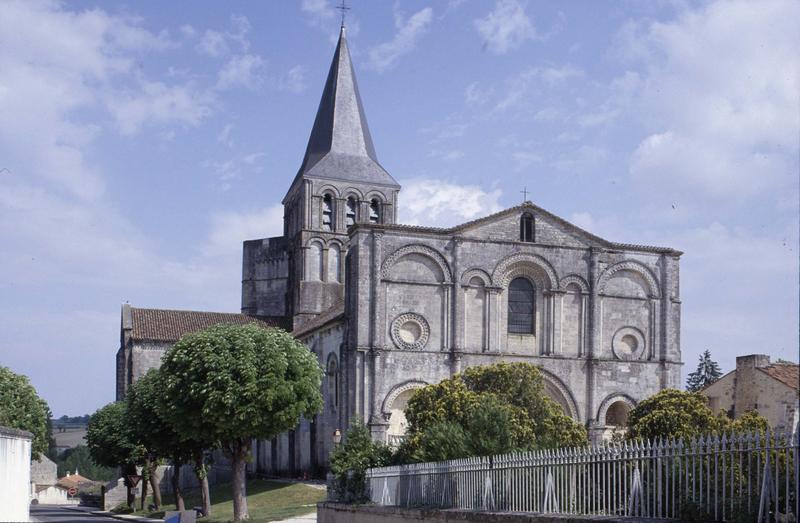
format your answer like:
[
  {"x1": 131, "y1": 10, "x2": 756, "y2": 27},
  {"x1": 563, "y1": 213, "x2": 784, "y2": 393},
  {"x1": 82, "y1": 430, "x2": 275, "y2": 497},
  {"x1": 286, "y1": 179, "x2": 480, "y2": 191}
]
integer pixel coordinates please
[{"x1": 129, "y1": 308, "x2": 285, "y2": 342}]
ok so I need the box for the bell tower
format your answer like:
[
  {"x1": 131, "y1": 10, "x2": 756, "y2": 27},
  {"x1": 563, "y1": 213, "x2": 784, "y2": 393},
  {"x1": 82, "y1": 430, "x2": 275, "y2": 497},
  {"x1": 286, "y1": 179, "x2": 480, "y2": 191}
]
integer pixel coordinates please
[{"x1": 282, "y1": 26, "x2": 400, "y2": 327}]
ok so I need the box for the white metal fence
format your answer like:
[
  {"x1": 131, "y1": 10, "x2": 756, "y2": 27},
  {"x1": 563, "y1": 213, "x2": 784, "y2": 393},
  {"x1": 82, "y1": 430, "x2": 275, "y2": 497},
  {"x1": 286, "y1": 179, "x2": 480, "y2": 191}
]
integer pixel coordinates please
[{"x1": 366, "y1": 430, "x2": 799, "y2": 521}]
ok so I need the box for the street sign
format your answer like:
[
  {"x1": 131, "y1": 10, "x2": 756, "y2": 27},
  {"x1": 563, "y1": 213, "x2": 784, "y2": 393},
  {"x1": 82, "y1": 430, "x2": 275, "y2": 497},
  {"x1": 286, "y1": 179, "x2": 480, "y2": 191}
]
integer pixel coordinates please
[
  {"x1": 68, "y1": 487, "x2": 77, "y2": 497},
  {"x1": 125, "y1": 474, "x2": 141, "y2": 488}
]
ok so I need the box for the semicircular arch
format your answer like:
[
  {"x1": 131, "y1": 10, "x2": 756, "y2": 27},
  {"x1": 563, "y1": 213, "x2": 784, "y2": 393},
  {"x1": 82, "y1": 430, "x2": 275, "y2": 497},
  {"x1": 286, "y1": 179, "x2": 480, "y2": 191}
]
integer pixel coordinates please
[
  {"x1": 381, "y1": 380, "x2": 429, "y2": 417},
  {"x1": 538, "y1": 369, "x2": 580, "y2": 420},
  {"x1": 596, "y1": 393, "x2": 637, "y2": 425},
  {"x1": 381, "y1": 244, "x2": 452, "y2": 282},
  {"x1": 560, "y1": 274, "x2": 590, "y2": 293},
  {"x1": 597, "y1": 261, "x2": 660, "y2": 298},
  {"x1": 317, "y1": 185, "x2": 341, "y2": 198},
  {"x1": 460, "y1": 268, "x2": 492, "y2": 286},
  {"x1": 492, "y1": 252, "x2": 558, "y2": 289}
]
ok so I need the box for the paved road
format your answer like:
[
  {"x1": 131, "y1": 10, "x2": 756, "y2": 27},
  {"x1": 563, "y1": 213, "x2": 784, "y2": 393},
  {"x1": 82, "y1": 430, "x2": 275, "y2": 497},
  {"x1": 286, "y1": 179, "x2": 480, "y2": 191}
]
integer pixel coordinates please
[{"x1": 30, "y1": 505, "x2": 136, "y2": 523}]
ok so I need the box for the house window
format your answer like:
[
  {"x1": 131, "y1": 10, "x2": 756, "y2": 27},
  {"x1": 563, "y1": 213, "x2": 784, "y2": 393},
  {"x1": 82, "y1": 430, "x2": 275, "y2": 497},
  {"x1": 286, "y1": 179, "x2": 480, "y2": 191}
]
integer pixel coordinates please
[
  {"x1": 369, "y1": 198, "x2": 380, "y2": 224},
  {"x1": 520, "y1": 213, "x2": 534, "y2": 242},
  {"x1": 322, "y1": 194, "x2": 334, "y2": 231},
  {"x1": 508, "y1": 277, "x2": 535, "y2": 334},
  {"x1": 346, "y1": 196, "x2": 357, "y2": 226}
]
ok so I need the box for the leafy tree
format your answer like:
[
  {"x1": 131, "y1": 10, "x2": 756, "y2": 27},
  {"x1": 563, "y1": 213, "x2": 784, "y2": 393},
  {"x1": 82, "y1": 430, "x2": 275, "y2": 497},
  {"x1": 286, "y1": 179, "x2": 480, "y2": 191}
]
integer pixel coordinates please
[
  {"x1": 0, "y1": 365, "x2": 51, "y2": 457},
  {"x1": 160, "y1": 324, "x2": 323, "y2": 521},
  {"x1": 406, "y1": 421, "x2": 469, "y2": 463},
  {"x1": 626, "y1": 389, "x2": 727, "y2": 441},
  {"x1": 125, "y1": 370, "x2": 166, "y2": 510},
  {"x1": 86, "y1": 402, "x2": 143, "y2": 508},
  {"x1": 329, "y1": 419, "x2": 392, "y2": 502},
  {"x1": 730, "y1": 410, "x2": 770, "y2": 435},
  {"x1": 54, "y1": 445, "x2": 116, "y2": 481},
  {"x1": 403, "y1": 362, "x2": 587, "y2": 460},
  {"x1": 686, "y1": 350, "x2": 723, "y2": 392}
]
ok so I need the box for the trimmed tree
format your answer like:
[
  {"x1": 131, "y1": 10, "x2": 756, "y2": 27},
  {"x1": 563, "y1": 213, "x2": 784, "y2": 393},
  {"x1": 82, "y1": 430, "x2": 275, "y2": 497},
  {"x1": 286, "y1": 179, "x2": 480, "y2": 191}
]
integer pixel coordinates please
[
  {"x1": 0, "y1": 365, "x2": 51, "y2": 458},
  {"x1": 86, "y1": 402, "x2": 143, "y2": 508},
  {"x1": 686, "y1": 350, "x2": 723, "y2": 392},
  {"x1": 160, "y1": 324, "x2": 323, "y2": 521},
  {"x1": 127, "y1": 368, "x2": 209, "y2": 512},
  {"x1": 626, "y1": 388, "x2": 726, "y2": 441},
  {"x1": 403, "y1": 362, "x2": 587, "y2": 461}
]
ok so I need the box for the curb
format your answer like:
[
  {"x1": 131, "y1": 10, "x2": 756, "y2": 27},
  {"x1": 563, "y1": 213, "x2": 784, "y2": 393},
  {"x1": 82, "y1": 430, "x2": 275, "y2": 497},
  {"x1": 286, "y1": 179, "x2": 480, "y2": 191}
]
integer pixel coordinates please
[{"x1": 63, "y1": 505, "x2": 163, "y2": 523}]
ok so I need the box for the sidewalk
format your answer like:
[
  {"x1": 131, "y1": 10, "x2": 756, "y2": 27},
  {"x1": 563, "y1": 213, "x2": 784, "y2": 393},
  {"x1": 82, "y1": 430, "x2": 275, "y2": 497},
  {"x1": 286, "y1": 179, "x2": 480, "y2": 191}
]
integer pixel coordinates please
[
  {"x1": 64, "y1": 505, "x2": 162, "y2": 523},
  {"x1": 64, "y1": 504, "x2": 316, "y2": 522}
]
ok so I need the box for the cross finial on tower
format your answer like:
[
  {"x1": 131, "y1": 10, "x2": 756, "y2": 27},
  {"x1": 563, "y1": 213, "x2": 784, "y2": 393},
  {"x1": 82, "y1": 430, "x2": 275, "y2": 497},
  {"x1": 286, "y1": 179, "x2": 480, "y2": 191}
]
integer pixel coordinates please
[
  {"x1": 521, "y1": 186, "x2": 529, "y2": 202},
  {"x1": 336, "y1": 0, "x2": 350, "y2": 29}
]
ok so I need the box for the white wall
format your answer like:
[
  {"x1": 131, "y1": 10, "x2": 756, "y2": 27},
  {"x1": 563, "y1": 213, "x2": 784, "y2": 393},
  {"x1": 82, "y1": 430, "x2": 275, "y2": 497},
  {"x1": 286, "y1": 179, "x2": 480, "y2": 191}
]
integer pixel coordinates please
[{"x1": 0, "y1": 428, "x2": 32, "y2": 522}]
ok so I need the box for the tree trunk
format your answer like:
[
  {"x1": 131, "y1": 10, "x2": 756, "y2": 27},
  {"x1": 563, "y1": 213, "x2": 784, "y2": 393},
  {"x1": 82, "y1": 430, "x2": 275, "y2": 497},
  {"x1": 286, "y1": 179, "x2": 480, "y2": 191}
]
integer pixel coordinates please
[
  {"x1": 148, "y1": 461, "x2": 162, "y2": 509},
  {"x1": 140, "y1": 467, "x2": 148, "y2": 511},
  {"x1": 194, "y1": 453, "x2": 211, "y2": 517},
  {"x1": 231, "y1": 439, "x2": 250, "y2": 521},
  {"x1": 172, "y1": 462, "x2": 185, "y2": 511}
]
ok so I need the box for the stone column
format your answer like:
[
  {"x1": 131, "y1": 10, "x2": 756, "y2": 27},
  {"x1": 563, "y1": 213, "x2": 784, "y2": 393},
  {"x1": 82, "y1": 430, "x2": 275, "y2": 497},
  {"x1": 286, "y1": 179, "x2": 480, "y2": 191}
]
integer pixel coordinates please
[
  {"x1": 368, "y1": 348, "x2": 389, "y2": 442},
  {"x1": 370, "y1": 232, "x2": 384, "y2": 348},
  {"x1": 586, "y1": 248, "x2": 601, "y2": 426},
  {"x1": 551, "y1": 290, "x2": 564, "y2": 355},
  {"x1": 451, "y1": 238, "x2": 463, "y2": 351},
  {"x1": 486, "y1": 288, "x2": 501, "y2": 352}
]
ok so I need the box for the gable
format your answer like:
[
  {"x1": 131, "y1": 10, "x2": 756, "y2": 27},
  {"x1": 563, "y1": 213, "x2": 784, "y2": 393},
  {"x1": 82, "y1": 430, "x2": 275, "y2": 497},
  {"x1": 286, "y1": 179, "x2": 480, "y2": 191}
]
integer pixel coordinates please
[{"x1": 457, "y1": 208, "x2": 592, "y2": 248}]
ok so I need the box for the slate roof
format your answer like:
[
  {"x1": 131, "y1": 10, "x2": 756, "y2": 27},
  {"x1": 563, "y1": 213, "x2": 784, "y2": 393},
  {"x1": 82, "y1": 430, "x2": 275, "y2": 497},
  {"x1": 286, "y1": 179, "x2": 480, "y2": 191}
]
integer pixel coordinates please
[
  {"x1": 286, "y1": 26, "x2": 398, "y2": 201},
  {"x1": 759, "y1": 363, "x2": 799, "y2": 391},
  {"x1": 354, "y1": 201, "x2": 682, "y2": 255},
  {"x1": 127, "y1": 307, "x2": 284, "y2": 343},
  {"x1": 292, "y1": 301, "x2": 346, "y2": 339}
]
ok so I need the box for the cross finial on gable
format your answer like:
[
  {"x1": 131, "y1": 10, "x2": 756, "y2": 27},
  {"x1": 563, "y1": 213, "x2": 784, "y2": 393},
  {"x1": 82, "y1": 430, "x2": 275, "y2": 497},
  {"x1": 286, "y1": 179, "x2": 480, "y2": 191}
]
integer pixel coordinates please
[
  {"x1": 521, "y1": 186, "x2": 529, "y2": 203},
  {"x1": 336, "y1": 0, "x2": 350, "y2": 29}
]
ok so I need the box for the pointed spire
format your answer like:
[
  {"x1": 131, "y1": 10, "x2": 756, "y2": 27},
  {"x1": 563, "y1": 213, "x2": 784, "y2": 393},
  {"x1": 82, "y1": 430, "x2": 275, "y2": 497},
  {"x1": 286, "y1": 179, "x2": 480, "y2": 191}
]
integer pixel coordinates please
[{"x1": 292, "y1": 26, "x2": 399, "y2": 190}]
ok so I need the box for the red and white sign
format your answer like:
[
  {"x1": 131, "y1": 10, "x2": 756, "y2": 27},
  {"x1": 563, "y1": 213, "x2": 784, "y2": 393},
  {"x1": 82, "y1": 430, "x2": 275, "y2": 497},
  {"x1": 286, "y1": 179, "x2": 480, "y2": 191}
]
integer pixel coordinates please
[{"x1": 68, "y1": 487, "x2": 77, "y2": 497}]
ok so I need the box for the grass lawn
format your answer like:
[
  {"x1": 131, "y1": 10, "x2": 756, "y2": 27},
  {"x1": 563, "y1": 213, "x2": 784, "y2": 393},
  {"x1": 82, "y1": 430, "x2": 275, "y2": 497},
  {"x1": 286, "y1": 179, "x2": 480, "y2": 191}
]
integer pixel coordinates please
[{"x1": 114, "y1": 479, "x2": 325, "y2": 522}]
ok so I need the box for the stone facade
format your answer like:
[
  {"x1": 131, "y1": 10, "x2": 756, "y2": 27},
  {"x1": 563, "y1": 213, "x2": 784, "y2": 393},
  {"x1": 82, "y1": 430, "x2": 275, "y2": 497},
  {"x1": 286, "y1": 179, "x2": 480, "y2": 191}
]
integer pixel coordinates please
[
  {"x1": 244, "y1": 28, "x2": 683, "y2": 476},
  {"x1": 702, "y1": 354, "x2": 799, "y2": 431}
]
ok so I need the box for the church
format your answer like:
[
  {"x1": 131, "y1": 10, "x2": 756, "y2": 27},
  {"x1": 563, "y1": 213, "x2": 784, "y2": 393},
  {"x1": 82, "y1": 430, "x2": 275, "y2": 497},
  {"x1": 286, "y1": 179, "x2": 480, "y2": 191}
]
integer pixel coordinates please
[{"x1": 118, "y1": 26, "x2": 683, "y2": 476}]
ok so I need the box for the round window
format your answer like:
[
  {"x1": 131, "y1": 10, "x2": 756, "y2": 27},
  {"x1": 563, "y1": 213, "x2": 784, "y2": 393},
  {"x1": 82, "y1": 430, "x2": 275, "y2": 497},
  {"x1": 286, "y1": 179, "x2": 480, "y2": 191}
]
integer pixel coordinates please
[
  {"x1": 612, "y1": 327, "x2": 645, "y2": 360},
  {"x1": 390, "y1": 313, "x2": 430, "y2": 350}
]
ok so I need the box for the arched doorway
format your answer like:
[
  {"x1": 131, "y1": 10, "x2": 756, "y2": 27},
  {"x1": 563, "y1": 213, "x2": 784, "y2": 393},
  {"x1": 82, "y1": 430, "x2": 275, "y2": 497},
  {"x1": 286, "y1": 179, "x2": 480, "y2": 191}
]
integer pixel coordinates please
[{"x1": 383, "y1": 381, "x2": 427, "y2": 447}]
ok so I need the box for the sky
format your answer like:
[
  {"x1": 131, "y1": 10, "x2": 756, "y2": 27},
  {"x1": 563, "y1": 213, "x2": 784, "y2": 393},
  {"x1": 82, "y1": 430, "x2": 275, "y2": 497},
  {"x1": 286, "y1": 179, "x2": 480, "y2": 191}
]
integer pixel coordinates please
[{"x1": 0, "y1": 0, "x2": 797, "y2": 417}]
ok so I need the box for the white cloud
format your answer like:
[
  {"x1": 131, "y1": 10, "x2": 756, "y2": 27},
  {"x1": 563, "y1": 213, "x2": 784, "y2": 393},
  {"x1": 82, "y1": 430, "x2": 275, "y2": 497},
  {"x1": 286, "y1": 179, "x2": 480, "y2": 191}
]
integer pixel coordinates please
[
  {"x1": 0, "y1": 0, "x2": 199, "y2": 200},
  {"x1": 204, "y1": 205, "x2": 284, "y2": 257},
  {"x1": 475, "y1": 0, "x2": 537, "y2": 54},
  {"x1": 279, "y1": 65, "x2": 308, "y2": 93},
  {"x1": 552, "y1": 145, "x2": 608, "y2": 173},
  {"x1": 196, "y1": 15, "x2": 252, "y2": 57},
  {"x1": 218, "y1": 123, "x2": 235, "y2": 148},
  {"x1": 206, "y1": 151, "x2": 267, "y2": 191},
  {"x1": 622, "y1": 0, "x2": 799, "y2": 200},
  {"x1": 368, "y1": 7, "x2": 433, "y2": 72},
  {"x1": 398, "y1": 178, "x2": 503, "y2": 226},
  {"x1": 197, "y1": 30, "x2": 228, "y2": 56},
  {"x1": 512, "y1": 151, "x2": 543, "y2": 171},
  {"x1": 108, "y1": 80, "x2": 214, "y2": 134},
  {"x1": 495, "y1": 65, "x2": 583, "y2": 112},
  {"x1": 301, "y1": 0, "x2": 334, "y2": 22},
  {"x1": 216, "y1": 54, "x2": 266, "y2": 90}
]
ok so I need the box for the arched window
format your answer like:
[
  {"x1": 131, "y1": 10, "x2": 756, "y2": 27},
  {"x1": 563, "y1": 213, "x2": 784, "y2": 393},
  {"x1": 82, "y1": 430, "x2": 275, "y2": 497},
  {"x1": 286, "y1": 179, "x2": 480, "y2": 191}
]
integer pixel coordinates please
[
  {"x1": 369, "y1": 198, "x2": 381, "y2": 224},
  {"x1": 345, "y1": 196, "x2": 357, "y2": 226},
  {"x1": 327, "y1": 354, "x2": 339, "y2": 409},
  {"x1": 520, "y1": 212, "x2": 534, "y2": 242},
  {"x1": 508, "y1": 277, "x2": 535, "y2": 334},
  {"x1": 322, "y1": 194, "x2": 334, "y2": 231}
]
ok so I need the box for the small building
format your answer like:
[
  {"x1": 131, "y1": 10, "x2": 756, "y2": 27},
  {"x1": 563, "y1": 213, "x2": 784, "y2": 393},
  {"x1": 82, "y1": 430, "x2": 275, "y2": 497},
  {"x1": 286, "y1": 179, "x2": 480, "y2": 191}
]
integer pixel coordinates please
[
  {"x1": 115, "y1": 305, "x2": 284, "y2": 400},
  {"x1": 702, "y1": 354, "x2": 799, "y2": 431},
  {"x1": 0, "y1": 425, "x2": 33, "y2": 522}
]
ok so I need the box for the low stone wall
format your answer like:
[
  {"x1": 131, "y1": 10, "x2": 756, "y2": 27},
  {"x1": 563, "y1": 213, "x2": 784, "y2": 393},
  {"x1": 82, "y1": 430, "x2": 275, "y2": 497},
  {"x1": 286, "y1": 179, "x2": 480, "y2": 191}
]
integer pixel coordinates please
[{"x1": 317, "y1": 503, "x2": 672, "y2": 523}]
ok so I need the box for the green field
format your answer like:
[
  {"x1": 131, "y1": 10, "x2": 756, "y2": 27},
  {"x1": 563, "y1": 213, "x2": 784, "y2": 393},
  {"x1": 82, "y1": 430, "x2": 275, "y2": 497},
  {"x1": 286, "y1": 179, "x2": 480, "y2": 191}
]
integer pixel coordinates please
[{"x1": 114, "y1": 479, "x2": 325, "y2": 522}]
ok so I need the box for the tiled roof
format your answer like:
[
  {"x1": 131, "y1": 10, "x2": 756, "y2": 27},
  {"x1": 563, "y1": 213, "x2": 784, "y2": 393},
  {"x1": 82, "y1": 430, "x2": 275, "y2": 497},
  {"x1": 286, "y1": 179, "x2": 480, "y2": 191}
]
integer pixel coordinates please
[
  {"x1": 292, "y1": 302, "x2": 346, "y2": 338},
  {"x1": 56, "y1": 473, "x2": 92, "y2": 488},
  {"x1": 129, "y1": 307, "x2": 284, "y2": 342},
  {"x1": 759, "y1": 363, "x2": 799, "y2": 391}
]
